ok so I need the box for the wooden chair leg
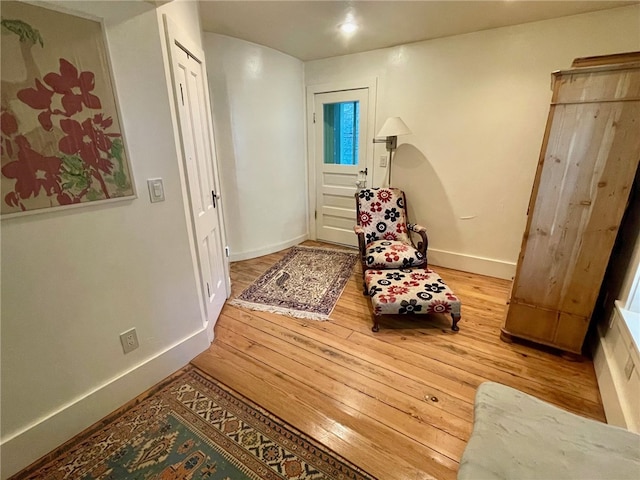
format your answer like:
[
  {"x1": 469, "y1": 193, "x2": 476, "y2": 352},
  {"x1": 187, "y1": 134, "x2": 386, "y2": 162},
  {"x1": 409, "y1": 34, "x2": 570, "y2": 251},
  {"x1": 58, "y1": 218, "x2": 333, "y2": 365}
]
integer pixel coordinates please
[
  {"x1": 372, "y1": 316, "x2": 380, "y2": 332},
  {"x1": 451, "y1": 314, "x2": 461, "y2": 332}
]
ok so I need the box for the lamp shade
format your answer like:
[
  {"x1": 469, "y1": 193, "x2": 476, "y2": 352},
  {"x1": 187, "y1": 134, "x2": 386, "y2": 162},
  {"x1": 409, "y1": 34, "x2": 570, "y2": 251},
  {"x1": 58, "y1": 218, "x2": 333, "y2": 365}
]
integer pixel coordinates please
[{"x1": 376, "y1": 117, "x2": 411, "y2": 137}]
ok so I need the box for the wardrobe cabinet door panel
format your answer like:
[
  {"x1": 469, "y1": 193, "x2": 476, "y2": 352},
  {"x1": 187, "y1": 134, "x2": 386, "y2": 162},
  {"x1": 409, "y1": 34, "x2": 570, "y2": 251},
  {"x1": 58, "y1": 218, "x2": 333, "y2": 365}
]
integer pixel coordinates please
[
  {"x1": 504, "y1": 303, "x2": 557, "y2": 343},
  {"x1": 514, "y1": 102, "x2": 640, "y2": 314},
  {"x1": 554, "y1": 312, "x2": 589, "y2": 352},
  {"x1": 558, "y1": 101, "x2": 640, "y2": 317}
]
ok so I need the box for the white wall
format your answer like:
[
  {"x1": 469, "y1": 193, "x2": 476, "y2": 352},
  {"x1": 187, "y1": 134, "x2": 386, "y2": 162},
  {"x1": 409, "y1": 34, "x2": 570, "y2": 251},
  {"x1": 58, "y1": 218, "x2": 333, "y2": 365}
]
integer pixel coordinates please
[
  {"x1": 204, "y1": 33, "x2": 308, "y2": 261},
  {"x1": 305, "y1": 5, "x2": 640, "y2": 279},
  {"x1": 0, "y1": 1, "x2": 210, "y2": 477}
]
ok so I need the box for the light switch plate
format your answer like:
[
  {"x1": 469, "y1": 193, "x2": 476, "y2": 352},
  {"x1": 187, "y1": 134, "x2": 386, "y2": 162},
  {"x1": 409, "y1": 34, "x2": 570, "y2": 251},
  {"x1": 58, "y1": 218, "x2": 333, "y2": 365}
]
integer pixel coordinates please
[{"x1": 147, "y1": 178, "x2": 165, "y2": 203}]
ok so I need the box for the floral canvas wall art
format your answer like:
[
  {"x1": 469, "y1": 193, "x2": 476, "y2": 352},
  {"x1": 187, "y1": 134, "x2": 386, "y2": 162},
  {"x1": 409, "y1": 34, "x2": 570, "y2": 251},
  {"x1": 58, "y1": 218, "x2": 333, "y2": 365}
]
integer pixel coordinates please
[{"x1": 0, "y1": 1, "x2": 134, "y2": 215}]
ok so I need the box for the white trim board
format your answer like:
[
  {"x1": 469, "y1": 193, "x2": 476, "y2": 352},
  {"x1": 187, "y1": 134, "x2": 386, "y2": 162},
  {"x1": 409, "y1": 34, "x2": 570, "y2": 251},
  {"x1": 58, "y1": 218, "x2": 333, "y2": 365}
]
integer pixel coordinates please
[
  {"x1": 594, "y1": 335, "x2": 628, "y2": 430},
  {"x1": 0, "y1": 328, "x2": 211, "y2": 480},
  {"x1": 428, "y1": 248, "x2": 516, "y2": 280},
  {"x1": 593, "y1": 303, "x2": 640, "y2": 433},
  {"x1": 229, "y1": 234, "x2": 308, "y2": 262}
]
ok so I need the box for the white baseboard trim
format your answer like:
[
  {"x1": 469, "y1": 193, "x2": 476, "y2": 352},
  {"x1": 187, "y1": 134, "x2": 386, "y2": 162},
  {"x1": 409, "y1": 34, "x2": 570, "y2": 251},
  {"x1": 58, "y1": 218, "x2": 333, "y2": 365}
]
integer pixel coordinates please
[
  {"x1": 0, "y1": 328, "x2": 211, "y2": 480},
  {"x1": 229, "y1": 233, "x2": 308, "y2": 262},
  {"x1": 427, "y1": 248, "x2": 516, "y2": 280}
]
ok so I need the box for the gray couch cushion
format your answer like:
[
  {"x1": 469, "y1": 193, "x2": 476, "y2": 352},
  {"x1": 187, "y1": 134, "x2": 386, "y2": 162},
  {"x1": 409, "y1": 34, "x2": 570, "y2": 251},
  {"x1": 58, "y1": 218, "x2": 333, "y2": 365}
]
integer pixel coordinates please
[{"x1": 458, "y1": 382, "x2": 640, "y2": 480}]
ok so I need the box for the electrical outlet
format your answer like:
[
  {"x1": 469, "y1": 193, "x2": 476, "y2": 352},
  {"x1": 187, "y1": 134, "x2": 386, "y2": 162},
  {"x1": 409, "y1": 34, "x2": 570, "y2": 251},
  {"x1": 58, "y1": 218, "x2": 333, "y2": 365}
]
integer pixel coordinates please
[
  {"x1": 379, "y1": 155, "x2": 388, "y2": 167},
  {"x1": 120, "y1": 328, "x2": 139, "y2": 354}
]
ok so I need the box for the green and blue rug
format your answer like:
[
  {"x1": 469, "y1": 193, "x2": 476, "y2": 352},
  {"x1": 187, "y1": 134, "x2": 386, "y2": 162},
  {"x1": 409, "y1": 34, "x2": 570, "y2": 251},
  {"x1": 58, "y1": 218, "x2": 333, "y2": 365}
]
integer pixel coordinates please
[{"x1": 15, "y1": 368, "x2": 374, "y2": 480}]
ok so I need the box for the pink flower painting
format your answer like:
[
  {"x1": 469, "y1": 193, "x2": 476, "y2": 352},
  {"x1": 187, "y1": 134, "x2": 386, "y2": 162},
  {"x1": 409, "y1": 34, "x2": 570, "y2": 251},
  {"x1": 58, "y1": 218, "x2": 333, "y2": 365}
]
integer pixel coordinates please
[{"x1": 1, "y1": 3, "x2": 134, "y2": 215}]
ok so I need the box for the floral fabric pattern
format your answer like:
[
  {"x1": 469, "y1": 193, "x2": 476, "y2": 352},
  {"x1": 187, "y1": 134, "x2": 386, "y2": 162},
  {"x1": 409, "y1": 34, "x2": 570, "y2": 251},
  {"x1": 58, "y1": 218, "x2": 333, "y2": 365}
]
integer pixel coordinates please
[
  {"x1": 365, "y1": 267, "x2": 461, "y2": 316},
  {"x1": 357, "y1": 188, "x2": 411, "y2": 244},
  {"x1": 365, "y1": 240, "x2": 426, "y2": 269}
]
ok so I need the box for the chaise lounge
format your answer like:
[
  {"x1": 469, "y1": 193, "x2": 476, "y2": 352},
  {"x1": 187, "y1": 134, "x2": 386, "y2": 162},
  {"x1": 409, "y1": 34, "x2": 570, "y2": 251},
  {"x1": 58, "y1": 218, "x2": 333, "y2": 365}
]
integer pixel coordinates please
[{"x1": 354, "y1": 187, "x2": 461, "y2": 332}]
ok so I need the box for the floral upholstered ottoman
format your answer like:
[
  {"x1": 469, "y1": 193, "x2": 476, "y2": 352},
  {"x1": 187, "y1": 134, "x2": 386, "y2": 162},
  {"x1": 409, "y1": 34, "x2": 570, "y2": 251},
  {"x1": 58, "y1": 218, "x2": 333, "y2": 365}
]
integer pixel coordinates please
[{"x1": 364, "y1": 267, "x2": 461, "y2": 332}]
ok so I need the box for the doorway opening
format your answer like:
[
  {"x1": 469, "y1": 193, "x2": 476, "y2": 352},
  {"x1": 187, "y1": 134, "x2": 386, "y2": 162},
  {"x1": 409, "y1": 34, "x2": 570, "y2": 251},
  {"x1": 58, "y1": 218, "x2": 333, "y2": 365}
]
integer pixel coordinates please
[{"x1": 306, "y1": 79, "x2": 376, "y2": 247}]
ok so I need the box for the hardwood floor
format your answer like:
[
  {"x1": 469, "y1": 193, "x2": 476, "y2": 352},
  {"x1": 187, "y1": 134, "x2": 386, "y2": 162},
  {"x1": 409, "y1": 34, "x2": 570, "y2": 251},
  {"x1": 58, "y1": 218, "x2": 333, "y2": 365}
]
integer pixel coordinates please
[{"x1": 192, "y1": 240, "x2": 605, "y2": 480}]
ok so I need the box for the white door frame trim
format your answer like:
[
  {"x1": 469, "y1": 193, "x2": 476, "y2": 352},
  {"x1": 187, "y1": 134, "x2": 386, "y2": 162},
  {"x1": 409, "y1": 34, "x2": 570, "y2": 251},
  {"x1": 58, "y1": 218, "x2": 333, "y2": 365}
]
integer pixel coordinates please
[
  {"x1": 163, "y1": 15, "x2": 230, "y2": 342},
  {"x1": 305, "y1": 77, "x2": 377, "y2": 241}
]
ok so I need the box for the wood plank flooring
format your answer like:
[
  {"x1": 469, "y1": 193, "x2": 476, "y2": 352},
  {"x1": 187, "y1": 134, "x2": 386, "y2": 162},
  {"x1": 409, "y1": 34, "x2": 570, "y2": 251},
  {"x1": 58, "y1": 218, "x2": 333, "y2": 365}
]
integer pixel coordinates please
[{"x1": 192, "y1": 240, "x2": 605, "y2": 480}]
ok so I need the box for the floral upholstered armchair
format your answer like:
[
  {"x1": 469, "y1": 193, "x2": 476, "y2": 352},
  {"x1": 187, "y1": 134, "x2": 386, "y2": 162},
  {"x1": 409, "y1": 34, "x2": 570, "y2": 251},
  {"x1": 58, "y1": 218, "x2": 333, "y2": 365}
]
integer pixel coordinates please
[{"x1": 354, "y1": 188, "x2": 428, "y2": 289}]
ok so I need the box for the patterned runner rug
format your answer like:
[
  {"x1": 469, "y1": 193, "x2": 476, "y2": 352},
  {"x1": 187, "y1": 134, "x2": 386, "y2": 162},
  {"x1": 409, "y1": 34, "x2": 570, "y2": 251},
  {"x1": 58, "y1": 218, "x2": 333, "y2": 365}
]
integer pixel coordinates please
[
  {"x1": 231, "y1": 245, "x2": 358, "y2": 321},
  {"x1": 16, "y1": 367, "x2": 375, "y2": 480}
]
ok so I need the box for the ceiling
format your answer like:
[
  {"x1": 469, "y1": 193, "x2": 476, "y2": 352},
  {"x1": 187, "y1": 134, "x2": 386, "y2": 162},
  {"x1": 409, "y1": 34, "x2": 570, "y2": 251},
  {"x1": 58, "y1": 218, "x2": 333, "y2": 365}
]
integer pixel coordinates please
[{"x1": 198, "y1": 1, "x2": 637, "y2": 61}]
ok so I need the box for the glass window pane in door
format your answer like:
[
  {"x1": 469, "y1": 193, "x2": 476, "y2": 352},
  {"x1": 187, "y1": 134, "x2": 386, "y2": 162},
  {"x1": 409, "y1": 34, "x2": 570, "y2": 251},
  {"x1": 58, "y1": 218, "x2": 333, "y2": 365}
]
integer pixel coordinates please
[{"x1": 323, "y1": 101, "x2": 359, "y2": 165}]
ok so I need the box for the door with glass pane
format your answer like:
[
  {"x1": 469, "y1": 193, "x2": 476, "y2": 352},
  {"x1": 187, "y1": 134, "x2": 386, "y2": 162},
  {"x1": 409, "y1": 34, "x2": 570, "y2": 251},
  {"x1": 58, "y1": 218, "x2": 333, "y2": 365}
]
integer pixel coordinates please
[{"x1": 314, "y1": 89, "x2": 369, "y2": 246}]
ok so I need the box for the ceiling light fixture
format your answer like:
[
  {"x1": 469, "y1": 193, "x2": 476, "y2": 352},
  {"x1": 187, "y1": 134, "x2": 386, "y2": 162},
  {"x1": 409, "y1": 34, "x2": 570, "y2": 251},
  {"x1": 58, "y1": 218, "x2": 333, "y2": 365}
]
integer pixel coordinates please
[
  {"x1": 338, "y1": 10, "x2": 358, "y2": 35},
  {"x1": 339, "y1": 21, "x2": 358, "y2": 34}
]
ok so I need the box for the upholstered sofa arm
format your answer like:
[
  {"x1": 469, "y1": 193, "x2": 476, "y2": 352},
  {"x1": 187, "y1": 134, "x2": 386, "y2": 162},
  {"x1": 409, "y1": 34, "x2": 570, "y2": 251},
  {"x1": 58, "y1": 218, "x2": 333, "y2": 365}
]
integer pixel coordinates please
[{"x1": 408, "y1": 223, "x2": 428, "y2": 258}]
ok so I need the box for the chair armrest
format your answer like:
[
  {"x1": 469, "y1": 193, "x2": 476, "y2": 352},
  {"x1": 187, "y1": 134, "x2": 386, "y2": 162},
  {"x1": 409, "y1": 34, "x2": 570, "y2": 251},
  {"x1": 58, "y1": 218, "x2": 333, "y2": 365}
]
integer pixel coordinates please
[
  {"x1": 354, "y1": 225, "x2": 368, "y2": 269},
  {"x1": 408, "y1": 223, "x2": 428, "y2": 260}
]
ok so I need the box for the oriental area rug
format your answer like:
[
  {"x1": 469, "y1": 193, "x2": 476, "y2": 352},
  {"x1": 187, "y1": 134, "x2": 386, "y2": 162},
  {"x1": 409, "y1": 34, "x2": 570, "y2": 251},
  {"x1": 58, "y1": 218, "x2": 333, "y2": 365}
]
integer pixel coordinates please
[
  {"x1": 231, "y1": 246, "x2": 358, "y2": 321},
  {"x1": 15, "y1": 367, "x2": 375, "y2": 480}
]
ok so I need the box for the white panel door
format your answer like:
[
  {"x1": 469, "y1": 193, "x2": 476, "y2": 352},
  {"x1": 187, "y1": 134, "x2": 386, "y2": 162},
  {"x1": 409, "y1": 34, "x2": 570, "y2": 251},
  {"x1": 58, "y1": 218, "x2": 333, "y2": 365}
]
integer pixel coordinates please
[
  {"x1": 314, "y1": 89, "x2": 369, "y2": 246},
  {"x1": 170, "y1": 41, "x2": 227, "y2": 331}
]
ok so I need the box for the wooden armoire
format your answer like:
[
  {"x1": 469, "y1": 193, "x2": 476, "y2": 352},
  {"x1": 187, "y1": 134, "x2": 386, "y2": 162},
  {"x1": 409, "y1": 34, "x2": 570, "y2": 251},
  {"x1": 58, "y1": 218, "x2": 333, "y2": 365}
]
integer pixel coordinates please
[{"x1": 502, "y1": 52, "x2": 640, "y2": 355}]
